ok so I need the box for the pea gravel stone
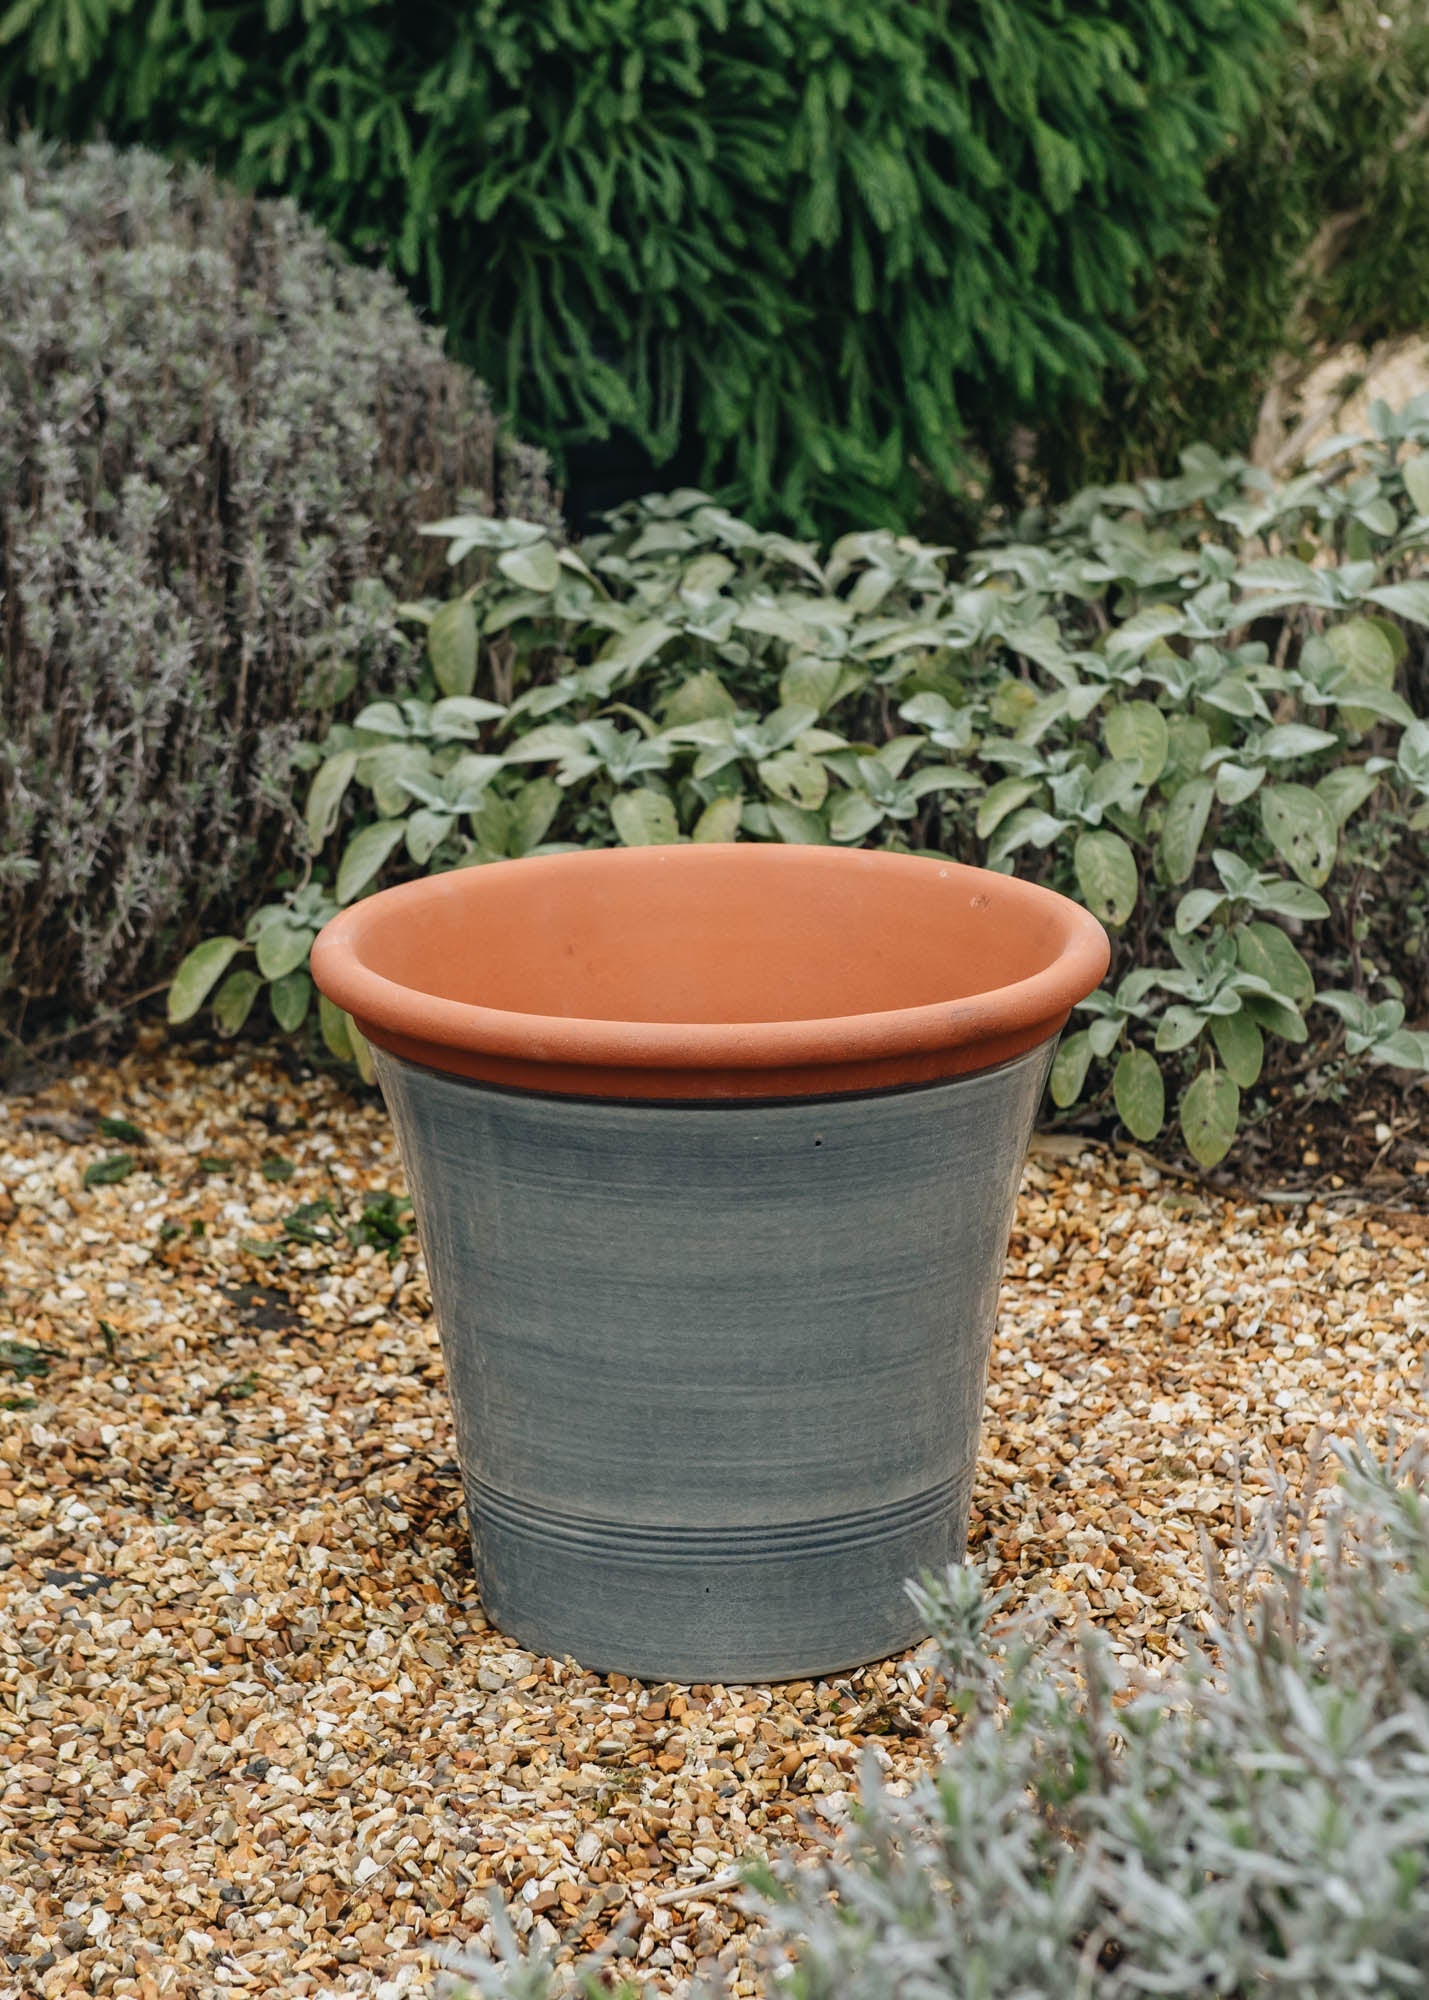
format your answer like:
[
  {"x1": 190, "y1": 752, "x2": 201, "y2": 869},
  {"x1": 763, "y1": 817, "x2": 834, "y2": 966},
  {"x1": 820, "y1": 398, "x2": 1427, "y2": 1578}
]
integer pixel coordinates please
[{"x1": 0, "y1": 1035, "x2": 1424, "y2": 1995}]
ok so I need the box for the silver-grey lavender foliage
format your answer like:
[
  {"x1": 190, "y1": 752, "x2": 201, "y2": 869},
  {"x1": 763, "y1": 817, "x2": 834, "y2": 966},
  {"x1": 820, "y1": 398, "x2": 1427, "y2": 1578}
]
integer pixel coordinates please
[
  {"x1": 0, "y1": 137, "x2": 552, "y2": 1038},
  {"x1": 445, "y1": 1442, "x2": 1429, "y2": 1999}
]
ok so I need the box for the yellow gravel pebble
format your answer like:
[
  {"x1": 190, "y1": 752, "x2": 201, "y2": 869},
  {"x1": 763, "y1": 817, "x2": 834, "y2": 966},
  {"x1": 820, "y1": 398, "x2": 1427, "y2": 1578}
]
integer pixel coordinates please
[{"x1": 1, "y1": 1037, "x2": 1425, "y2": 1996}]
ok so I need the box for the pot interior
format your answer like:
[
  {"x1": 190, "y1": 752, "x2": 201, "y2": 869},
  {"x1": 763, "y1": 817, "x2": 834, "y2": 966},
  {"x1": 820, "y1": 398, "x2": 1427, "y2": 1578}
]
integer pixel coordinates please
[{"x1": 344, "y1": 845, "x2": 1079, "y2": 1026}]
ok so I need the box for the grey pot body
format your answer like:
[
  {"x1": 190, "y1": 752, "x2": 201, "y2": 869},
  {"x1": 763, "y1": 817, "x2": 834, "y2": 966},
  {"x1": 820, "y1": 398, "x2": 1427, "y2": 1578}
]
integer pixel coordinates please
[{"x1": 375, "y1": 1041, "x2": 1052, "y2": 1683}]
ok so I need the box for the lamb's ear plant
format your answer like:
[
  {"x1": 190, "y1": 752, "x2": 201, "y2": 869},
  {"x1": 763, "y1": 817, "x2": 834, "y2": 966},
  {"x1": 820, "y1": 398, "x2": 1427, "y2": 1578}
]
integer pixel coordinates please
[
  {"x1": 439, "y1": 1441, "x2": 1429, "y2": 2000},
  {"x1": 174, "y1": 399, "x2": 1429, "y2": 1167}
]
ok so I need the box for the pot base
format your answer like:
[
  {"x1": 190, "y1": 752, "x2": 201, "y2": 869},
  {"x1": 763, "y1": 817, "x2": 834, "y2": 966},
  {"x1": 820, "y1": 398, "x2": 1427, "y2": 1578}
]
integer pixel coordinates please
[{"x1": 468, "y1": 1464, "x2": 974, "y2": 1682}]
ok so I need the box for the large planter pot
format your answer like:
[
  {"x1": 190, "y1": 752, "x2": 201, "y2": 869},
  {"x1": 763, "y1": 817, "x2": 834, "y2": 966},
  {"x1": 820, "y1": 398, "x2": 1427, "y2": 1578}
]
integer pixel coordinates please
[{"x1": 311, "y1": 844, "x2": 1108, "y2": 1681}]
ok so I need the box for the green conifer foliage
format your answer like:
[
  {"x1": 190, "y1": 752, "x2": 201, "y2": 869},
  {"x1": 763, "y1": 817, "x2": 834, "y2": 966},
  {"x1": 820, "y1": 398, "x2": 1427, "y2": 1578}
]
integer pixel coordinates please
[
  {"x1": 1040, "y1": 0, "x2": 1429, "y2": 490},
  {"x1": 0, "y1": 0, "x2": 1289, "y2": 530}
]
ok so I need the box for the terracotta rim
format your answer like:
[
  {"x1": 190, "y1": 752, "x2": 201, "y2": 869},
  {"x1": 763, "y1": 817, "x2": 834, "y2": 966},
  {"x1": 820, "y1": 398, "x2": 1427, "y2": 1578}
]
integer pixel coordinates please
[{"x1": 310, "y1": 844, "x2": 1110, "y2": 1100}]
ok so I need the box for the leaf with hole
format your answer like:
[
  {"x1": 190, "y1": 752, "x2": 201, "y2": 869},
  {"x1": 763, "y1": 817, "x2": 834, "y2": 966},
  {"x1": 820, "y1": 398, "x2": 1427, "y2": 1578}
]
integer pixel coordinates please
[
  {"x1": 1260, "y1": 784, "x2": 1337, "y2": 887},
  {"x1": 758, "y1": 752, "x2": 829, "y2": 812},
  {"x1": 1175, "y1": 888, "x2": 1223, "y2": 934},
  {"x1": 1154, "y1": 1006, "x2": 1205, "y2": 1053},
  {"x1": 1074, "y1": 830, "x2": 1138, "y2": 927}
]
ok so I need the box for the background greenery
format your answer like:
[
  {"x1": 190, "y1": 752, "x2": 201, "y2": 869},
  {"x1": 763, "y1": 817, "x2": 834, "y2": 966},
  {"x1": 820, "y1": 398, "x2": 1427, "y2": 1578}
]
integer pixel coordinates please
[
  {"x1": 0, "y1": 0, "x2": 1286, "y2": 532},
  {"x1": 1042, "y1": 0, "x2": 1429, "y2": 493},
  {"x1": 0, "y1": 139, "x2": 550, "y2": 1046},
  {"x1": 173, "y1": 398, "x2": 1429, "y2": 1168}
]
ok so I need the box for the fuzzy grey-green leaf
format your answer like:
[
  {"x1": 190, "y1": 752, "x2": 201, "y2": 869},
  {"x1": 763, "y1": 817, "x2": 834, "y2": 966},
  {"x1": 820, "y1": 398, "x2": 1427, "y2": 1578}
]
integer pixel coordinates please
[
  {"x1": 427, "y1": 597, "x2": 479, "y2": 698},
  {"x1": 691, "y1": 796, "x2": 743, "y2": 843},
  {"x1": 1179, "y1": 1067, "x2": 1239, "y2": 1167},
  {"x1": 1049, "y1": 1030, "x2": 1093, "y2": 1108},
  {"x1": 610, "y1": 790, "x2": 680, "y2": 847},
  {"x1": 1074, "y1": 829, "x2": 1138, "y2": 928},
  {"x1": 255, "y1": 922, "x2": 313, "y2": 983},
  {"x1": 304, "y1": 751, "x2": 358, "y2": 849},
  {"x1": 1260, "y1": 783, "x2": 1337, "y2": 888},
  {"x1": 318, "y1": 994, "x2": 352, "y2": 1060},
  {"x1": 168, "y1": 937, "x2": 244, "y2": 1024},
  {"x1": 1103, "y1": 701, "x2": 1168, "y2": 785},
  {"x1": 1158, "y1": 777, "x2": 1213, "y2": 886},
  {"x1": 269, "y1": 969, "x2": 313, "y2": 1033},
  {"x1": 212, "y1": 969, "x2": 263, "y2": 1036},
  {"x1": 497, "y1": 540, "x2": 560, "y2": 593},
  {"x1": 1211, "y1": 1009, "x2": 1263, "y2": 1087},
  {"x1": 337, "y1": 819, "x2": 407, "y2": 904},
  {"x1": 1113, "y1": 1047, "x2": 1165, "y2": 1142}
]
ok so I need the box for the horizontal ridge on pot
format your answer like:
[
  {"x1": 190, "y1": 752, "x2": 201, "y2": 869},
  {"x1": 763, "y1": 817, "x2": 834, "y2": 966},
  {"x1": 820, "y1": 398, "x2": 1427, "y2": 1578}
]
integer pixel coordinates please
[{"x1": 310, "y1": 843, "x2": 1109, "y2": 1100}]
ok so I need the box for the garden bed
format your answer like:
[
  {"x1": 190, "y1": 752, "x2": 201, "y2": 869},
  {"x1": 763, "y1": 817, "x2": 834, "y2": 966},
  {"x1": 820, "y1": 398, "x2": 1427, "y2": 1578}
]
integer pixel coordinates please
[{"x1": 1, "y1": 1037, "x2": 1425, "y2": 1996}]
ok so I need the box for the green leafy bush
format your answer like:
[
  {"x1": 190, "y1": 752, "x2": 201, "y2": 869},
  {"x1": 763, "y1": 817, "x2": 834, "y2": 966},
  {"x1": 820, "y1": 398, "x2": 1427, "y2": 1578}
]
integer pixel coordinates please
[
  {"x1": 174, "y1": 399, "x2": 1429, "y2": 1164},
  {"x1": 444, "y1": 1442, "x2": 1429, "y2": 1998},
  {"x1": 0, "y1": 0, "x2": 1288, "y2": 531},
  {"x1": 1042, "y1": 0, "x2": 1429, "y2": 490},
  {"x1": 0, "y1": 138, "x2": 552, "y2": 1045}
]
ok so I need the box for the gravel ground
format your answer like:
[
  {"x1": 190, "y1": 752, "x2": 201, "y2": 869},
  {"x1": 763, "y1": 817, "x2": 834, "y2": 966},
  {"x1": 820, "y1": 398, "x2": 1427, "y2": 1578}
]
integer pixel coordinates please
[{"x1": 2, "y1": 1037, "x2": 1426, "y2": 1999}]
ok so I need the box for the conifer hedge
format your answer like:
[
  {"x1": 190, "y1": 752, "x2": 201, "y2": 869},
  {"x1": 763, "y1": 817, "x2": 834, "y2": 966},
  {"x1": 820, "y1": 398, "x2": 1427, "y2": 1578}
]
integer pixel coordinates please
[
  {"x1": 0, "y1": 0, "x2": 1289, "y2": 530},
  {"x1": 1043, "y1": 0, "x2": 1429, "y2": 491}
]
